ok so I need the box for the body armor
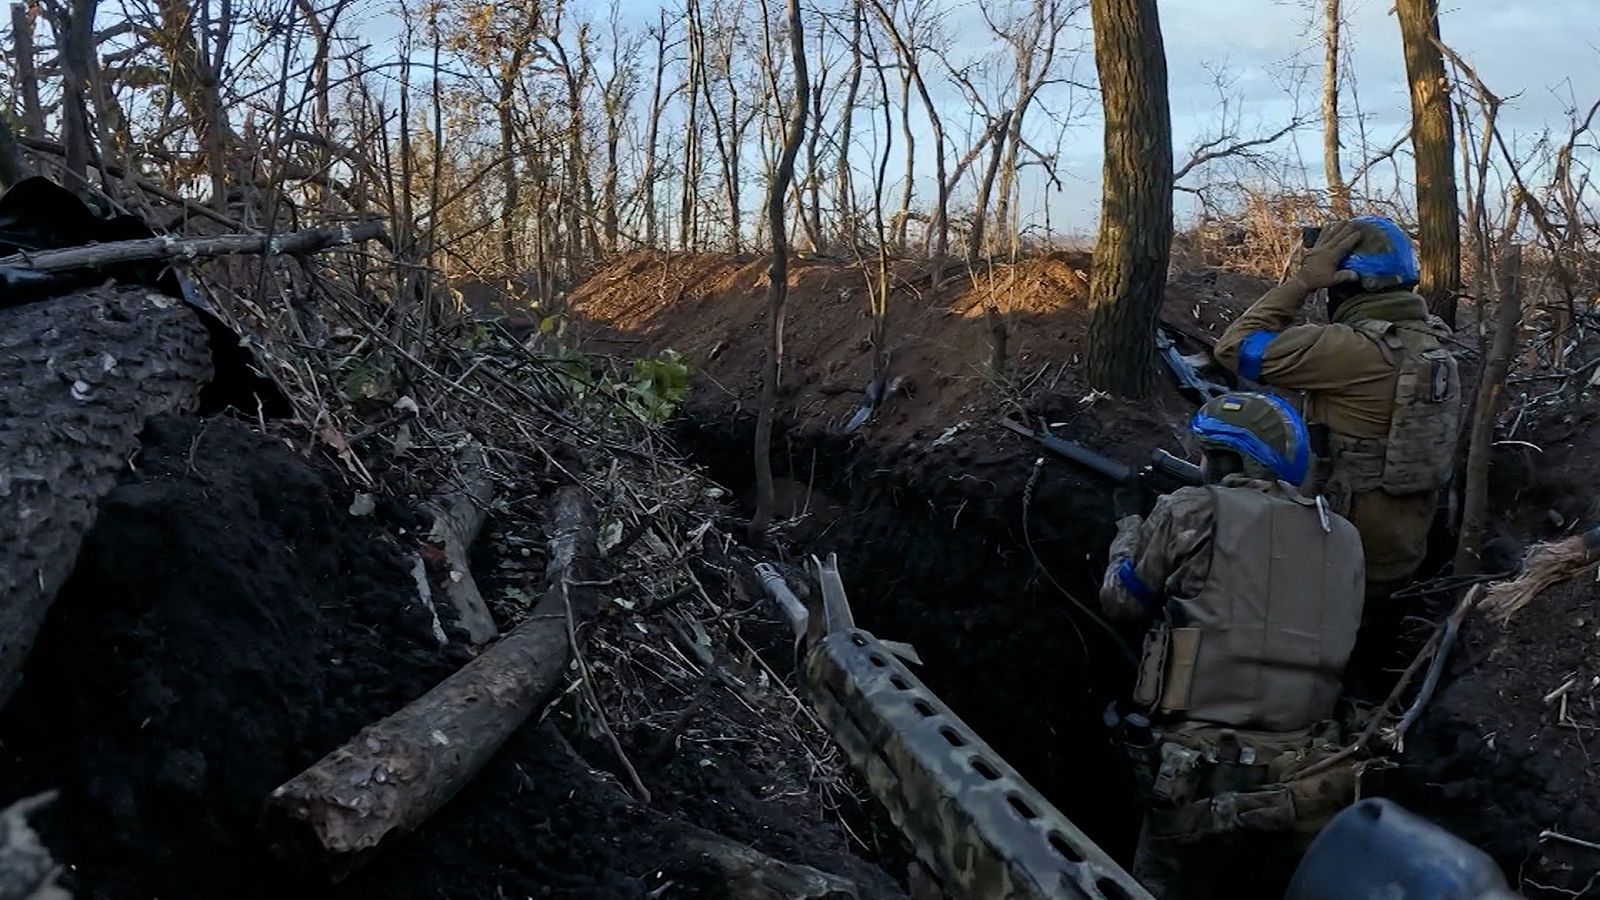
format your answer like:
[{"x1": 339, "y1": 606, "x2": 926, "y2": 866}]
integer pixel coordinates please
[
  {"x1": 1325, "y1": 316, "x2": 1460, "y2": 500},
  {"x1": 1136, "y1": 485, "x2": 1365, "y2": 733}
]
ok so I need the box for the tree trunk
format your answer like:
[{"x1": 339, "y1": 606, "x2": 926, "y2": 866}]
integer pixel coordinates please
[
  {"x1": 804, "y1": 46, "x2": 826, "y2": 252},
  {"x1": 1322, "y1": 0, "x2": 1352, "y2": 219},
  {"x1": 1396, "y1": 0, "x2": 1461, "y2": 325},
  {"x1": 425, "y1": 442, "x2": 497, "y2": 644},
  {"x1": 1455, "y1": 246, "x2": 1520, "y2": 576},
  {"x1": 9, "y1": 4, "x2": 45, "y2": 138},
  {"x1": 835, "y1": 1, "x2": 863, "y2": 248},
  {"x1": 751, "y1": 0, "x2": 809, "y2": 536},
  {"x1": 641, "y1": 15, "x2": 669, "y2": 247},
  {"x1": 58, "y1": 0, "x2": 98, "y2": 192},
  {"x1": 496, "y1": 46, "x2": 526, "y2": 276},
  {"x1": 966, "y1": 111, "x2": 1011, "y2": 266},
  {"x1": 679, "y1": 22, "x2": 702, "y2": 252},
  {"x1": 1084, "y1": 0, "x2": 1173, "y2": 398},
  {"x1": 690, "y1": 0, "x2": 740, "y2": 251},
  {"x1": 895, "y1": 74, "x2": 914, "y2": 248}
]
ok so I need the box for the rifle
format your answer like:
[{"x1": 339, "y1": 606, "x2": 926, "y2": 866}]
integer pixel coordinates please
[
  {"x1": 999, "y1": 416, "x2": 1203, "y2": 514},
  {"x1": 1155, "y1": 326, "x2": 1230, "y2": 402},
  {"x1": 763, "y1": 554, "x2": 1153, "y2": 900}
]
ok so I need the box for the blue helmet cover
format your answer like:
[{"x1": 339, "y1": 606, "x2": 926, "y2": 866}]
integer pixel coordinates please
[
  {"x1": 1341, "y1": 216, "x2": 1420, "y2": 284},
  {"x1": 1190, "y1": 393, "x2": 1311, "y2": 485}
]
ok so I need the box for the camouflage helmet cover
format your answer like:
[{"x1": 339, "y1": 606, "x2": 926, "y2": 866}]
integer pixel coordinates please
[
  {"x1": 1340, "y1": 215, "x2": 1420, "y2": 289},
  {"x1": 1191, "y1": 391, "x2": 1311, "y2": 485}
]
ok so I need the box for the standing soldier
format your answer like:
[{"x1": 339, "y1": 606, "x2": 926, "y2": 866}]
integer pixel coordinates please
[
  {"x1": 1101, "y1": 392, "x2": 1366, "y2": 899},
  {"x1": 1212, "y1": 217, "x2": 1461, "y2": 600}
]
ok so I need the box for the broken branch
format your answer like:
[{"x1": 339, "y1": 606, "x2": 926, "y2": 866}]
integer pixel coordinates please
[
  {"x1": 425, "y1": 441, "x2": 498, "y2": 644},
  {"x1": 0, "y1": 220, "x2": 388, "y2": 274},
  {"x1": 263, "y1": 487, "x2": 598, "y2": 862}
]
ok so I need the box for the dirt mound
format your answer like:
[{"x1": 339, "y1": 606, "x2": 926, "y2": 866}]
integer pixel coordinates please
[
  {"x1": 572, "y1": 251, "x2": 1262, "y2": 449},
  {"x1": 0, "y1": 414, "x2": 893, "y2": 899},
  {"x1": 0, "y1": 415, "x2": 464, "y2": 897}
]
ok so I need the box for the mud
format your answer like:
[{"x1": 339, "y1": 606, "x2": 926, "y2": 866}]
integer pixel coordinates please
[{"x1": 0, "y1": 415, "x2": 885, "y2": 899}]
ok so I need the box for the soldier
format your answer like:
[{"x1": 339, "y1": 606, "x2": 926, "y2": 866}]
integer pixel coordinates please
[
  {"x1": 1212, "y1": 217, "x2": 1461, "y2": 599},
  {"x1": 1100, "y1": 392, "x2": 1366, "y2": 900}
]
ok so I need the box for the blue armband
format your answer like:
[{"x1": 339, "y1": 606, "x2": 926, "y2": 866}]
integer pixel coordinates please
[
  {"x1": 1115, "y1": 559, "x2": 1161, "y2": 614},
  {"x1": 1238, "y1": 330, "x2": 1279, "y2": 383}
]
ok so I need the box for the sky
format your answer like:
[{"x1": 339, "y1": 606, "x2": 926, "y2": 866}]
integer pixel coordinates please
[{"x1": 333, "y1": 0, "x2": 1600, "y2": 237}]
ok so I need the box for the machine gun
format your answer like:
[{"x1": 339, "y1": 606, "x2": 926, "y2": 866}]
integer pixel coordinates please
[
  {"x1": 999, "y1": 416, "x2": 1203, "y2": 515},
  {"x1": 760, "y1": 555, "x2": 1152, "y2": 900}
]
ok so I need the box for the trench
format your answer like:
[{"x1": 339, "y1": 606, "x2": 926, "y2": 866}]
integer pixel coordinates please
[{"x1": 673, "y1": 410, "x2": 1148, "y2": 865}]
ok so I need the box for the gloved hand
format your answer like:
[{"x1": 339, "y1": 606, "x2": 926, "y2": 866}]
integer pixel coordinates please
[{"x1": 1293, "y1": 220, "x2": 1364, "y2": 291}]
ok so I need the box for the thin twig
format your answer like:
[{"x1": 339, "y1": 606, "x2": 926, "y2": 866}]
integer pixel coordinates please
[{"x1": 562, "y1": 575, "x2": 651, "y2": 805}]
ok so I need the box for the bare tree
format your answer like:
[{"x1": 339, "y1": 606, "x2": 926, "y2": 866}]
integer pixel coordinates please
[
  {"x1": 751, "y1": 0, "x2": 809, "y2": 534},
  {"x1": 639, "y1": 12, "x2": 677, "y2": 247},
  {"x1": 10, "y1": 4, "x2": 46, "y2": 139},
  {"x1": 835, "y1": 0, "x2": 863, "y2": 248},
  {"x1": 1321, "y1": 0, "x2": 1352, "y2": 218},
  {"x1": 967, "y1": 109, "x2": 1011, "y2": 265},
  {"x1": 1396, "y1": 0, "x2": 1461, "y2": 325},
  {"x1": 600, "y1": 3, "x2": 640, "y2": 253},
  {"x1": 1084, "y1": 0, "x2": 1172, "y2": 398},
  {"x1": 868, "y1": 0, "x2": 949, "y2": 263},
  {"x1": 987, "y1": 0, "x2": 1068, "y2": 254}
]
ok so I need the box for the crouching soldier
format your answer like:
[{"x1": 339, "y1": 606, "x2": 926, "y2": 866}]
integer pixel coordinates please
[{"x1": 1099, "y1": 392, "x2": 1367, "y2": 899}]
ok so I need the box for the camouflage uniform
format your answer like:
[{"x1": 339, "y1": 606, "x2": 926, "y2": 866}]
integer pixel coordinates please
[
  {"x1": 1100, "y1": 475, "x2": 1366, "y2": 899},
  {"x1": 1214, "y1": 272, "x2": 1461, "y2": 592}
]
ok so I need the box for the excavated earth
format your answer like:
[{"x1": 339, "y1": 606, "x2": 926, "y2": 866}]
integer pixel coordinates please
[
  {"x1": 0, "y1": 415, "x2": 888, "y2": 899},
  {"x1": 573, "y1": 251, "x2": 1600, "y2": 893},
  {"x1": 572, "y1": 251, "x2": 1281, "y2": 862}
]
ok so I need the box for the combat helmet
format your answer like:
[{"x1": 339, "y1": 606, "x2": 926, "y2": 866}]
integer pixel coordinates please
[
  {"x1": 1340, "y1": 215, "x2": 1420, "y2": 291},
  {"x1": 1191, "y1": 392, "x2": 1311, "y2": 485}
]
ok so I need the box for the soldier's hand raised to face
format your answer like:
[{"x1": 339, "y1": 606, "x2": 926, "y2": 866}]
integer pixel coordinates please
[{"x1": 1294, "y1": 221, "x2": 1363, "y2": 291}]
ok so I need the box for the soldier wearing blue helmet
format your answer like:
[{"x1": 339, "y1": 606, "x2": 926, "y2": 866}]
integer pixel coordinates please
[
  {"x1": 1214, "y1": 218, "x2": 1460, "y2": 604},
  {"x1": 1100, "y1": 392, "x2": 1367, "y2": 899}
]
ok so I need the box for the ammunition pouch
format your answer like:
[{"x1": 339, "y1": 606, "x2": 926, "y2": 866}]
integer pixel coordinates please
[
  {"x1": 1137, "y1": 727, "x2": 1358, "y2": 842},
  {"x1": 1132, "y1": 623, "x2": 1201, "y2": 716}
]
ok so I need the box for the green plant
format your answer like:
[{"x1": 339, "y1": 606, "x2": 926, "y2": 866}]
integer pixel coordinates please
[{"x1": 620, "y1": 349, "x2": 690, "y2": 424}]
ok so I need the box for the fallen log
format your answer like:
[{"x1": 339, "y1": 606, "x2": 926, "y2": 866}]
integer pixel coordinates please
[
  {"x1": 0, "y1": 220, "x2": 387, "y2": 274},
  {"x1": 264, "y1": 486, "x2": 598, "y2": 861},
  {"x1": 425, "y1": 441, "x2": 498, "y2": 644},
  {"x1": 0, "y1": 286, "x2": 213, "y2": 704}
]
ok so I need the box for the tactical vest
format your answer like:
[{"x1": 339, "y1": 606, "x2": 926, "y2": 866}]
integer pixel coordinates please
[
  {"x1": 1327, "y1": 317, "x2": 1461, "y2": 496},
  {"x1": 1135, "y1": 485, "x2": 1365, "y2": 733}
]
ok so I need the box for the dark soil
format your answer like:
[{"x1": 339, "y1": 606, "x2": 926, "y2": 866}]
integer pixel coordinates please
[
  {"x1": 0, "y1": 414, "x2": 463, "y2": 898},
  {"x1": 1376, "y1": 575, "x2": 1600, "y2": 897},
  {"x1": 0, "y1": 415, "x2": 889, "y2": 900},
  {"x1": 1374, "y1": 386, "x2": 1600, "y2": 898}
]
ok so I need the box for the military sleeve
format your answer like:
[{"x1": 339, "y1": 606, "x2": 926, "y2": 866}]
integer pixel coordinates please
[
  {"x1": 1215, "y1": 281, "x2": 1392, "y2": 391},
  {"x1": 1098, "y1": 487, "x2": 1214, "y2": 622}
]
